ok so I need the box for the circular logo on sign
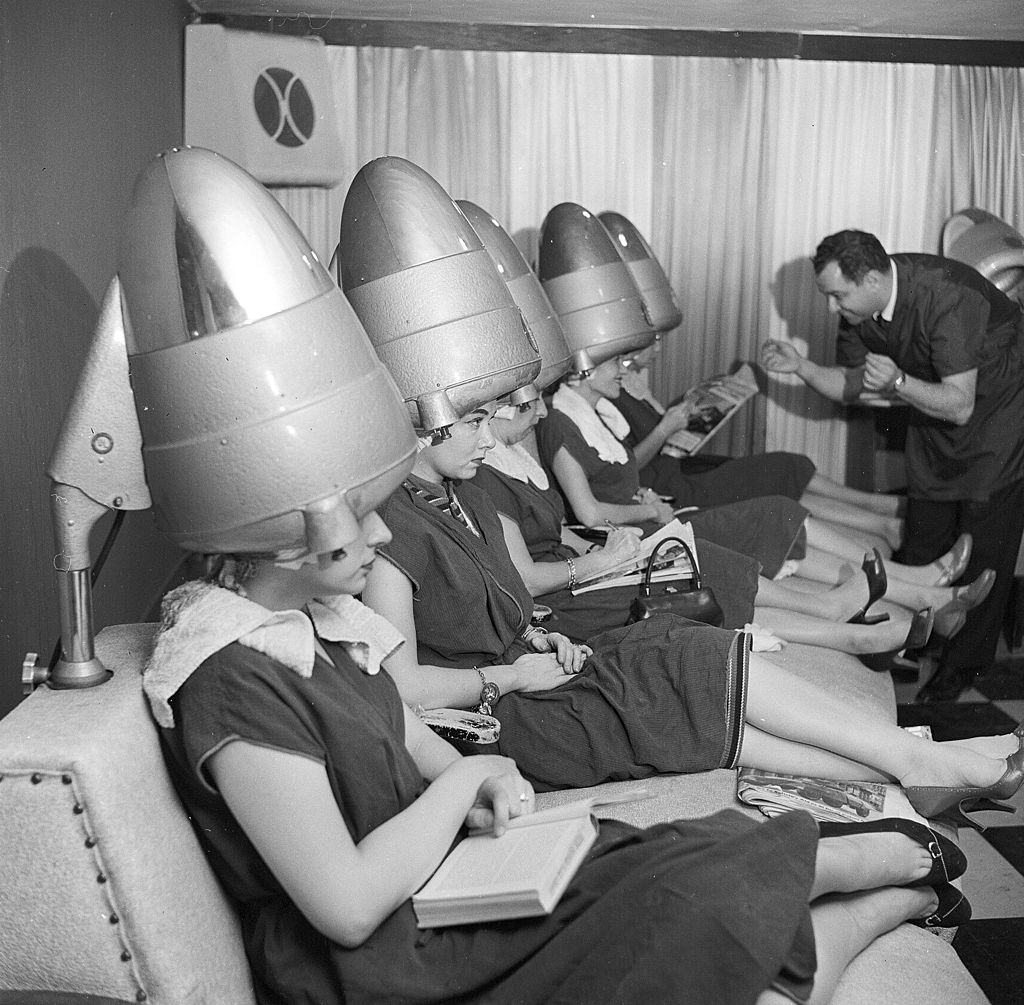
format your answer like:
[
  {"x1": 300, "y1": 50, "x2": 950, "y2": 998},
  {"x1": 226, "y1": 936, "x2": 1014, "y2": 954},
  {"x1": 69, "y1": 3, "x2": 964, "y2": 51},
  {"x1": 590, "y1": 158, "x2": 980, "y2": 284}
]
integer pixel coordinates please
[{"x1": 253, "y1": 67, "x2": 315, "y2": 147}]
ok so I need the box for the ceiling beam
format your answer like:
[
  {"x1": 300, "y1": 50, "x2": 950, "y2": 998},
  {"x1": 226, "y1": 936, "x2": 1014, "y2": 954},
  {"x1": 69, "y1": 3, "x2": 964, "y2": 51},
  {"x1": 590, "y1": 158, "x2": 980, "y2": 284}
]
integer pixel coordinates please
[{"x1": 201, "y1": 14, "x2": 1024, "y2": 67}]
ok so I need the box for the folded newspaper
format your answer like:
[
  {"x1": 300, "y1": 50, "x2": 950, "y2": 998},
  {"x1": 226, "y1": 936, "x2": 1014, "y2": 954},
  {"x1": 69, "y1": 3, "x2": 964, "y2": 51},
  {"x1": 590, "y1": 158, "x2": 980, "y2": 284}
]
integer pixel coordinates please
[
  {"x1": 571, "y1": 518, "x2": 697, "y2": 595},
  {"x1": 662, "y1": 362, "x2": 759, "y2": 457}
]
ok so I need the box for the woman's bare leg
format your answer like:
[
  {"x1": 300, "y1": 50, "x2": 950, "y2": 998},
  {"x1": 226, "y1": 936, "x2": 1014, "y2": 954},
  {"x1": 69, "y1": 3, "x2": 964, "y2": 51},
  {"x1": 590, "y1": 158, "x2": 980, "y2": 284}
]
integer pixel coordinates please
[
  {"x1": 741, "y1": 723, "x2": 889, "y2": 780},
  {"x1": 799, "y1": 889, "x2": 935, "y2": 1005},
  {"x1": 742, "y1": 652, "x2": 1007, "y2": 790},
  {"x1": 804, "y1": 517, "x2": 970, "y2": 589},
  {"x1": 751, "y1": 607, "x2": 922, "y2": 655},
  {"x1": 801, "y1": 491, "x2": 903, "y2": 551},
  {"x1": 757, "y1": 573, "x2": 889, "y2": 621},
  {"x1": 804, "y1": 472, "x2": 905, "y2": 518},
  {"x1": 793, "y1": 547, "x2": 962, "y2": 612}
]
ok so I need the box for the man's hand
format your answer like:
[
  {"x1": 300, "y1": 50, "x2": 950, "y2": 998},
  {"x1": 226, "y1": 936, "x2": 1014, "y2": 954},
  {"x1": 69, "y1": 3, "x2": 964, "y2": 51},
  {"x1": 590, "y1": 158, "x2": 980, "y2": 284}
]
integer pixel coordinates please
[
  {"x1": 761, "y1": 340, "x2": 805, "y2": 374},
  {"x1": 863, "y1": 352, "x2": 901, "y2": 392}
]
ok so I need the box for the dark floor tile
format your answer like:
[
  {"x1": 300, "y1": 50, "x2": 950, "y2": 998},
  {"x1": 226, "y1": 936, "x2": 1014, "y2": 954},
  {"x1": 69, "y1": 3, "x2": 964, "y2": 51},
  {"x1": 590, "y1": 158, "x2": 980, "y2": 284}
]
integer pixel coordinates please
[
  {"x1": 975, "y1": 659, "x2": 1024, "y2": 701},
  {"x1": 953, "y1": 918, "x2": 1024, "y2": 1004},
  {"x1": 983, "y1": 826, "x2": 1024, "y2": 876},
  {"x1": 897, "y1": 701, "x2": 1018, "y2": 740}
]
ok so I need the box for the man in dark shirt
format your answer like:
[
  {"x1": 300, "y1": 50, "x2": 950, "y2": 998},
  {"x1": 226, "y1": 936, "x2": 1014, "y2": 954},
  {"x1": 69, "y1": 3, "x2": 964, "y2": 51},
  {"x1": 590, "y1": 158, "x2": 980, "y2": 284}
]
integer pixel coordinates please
[{"x1": 761, "y1": 229, "x2": 1024, "y2": 701}]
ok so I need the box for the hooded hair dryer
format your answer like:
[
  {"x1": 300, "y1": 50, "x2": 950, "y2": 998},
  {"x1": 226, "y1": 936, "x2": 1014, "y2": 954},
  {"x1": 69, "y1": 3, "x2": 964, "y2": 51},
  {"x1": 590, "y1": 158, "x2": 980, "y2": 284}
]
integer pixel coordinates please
[
  {"x1": 457, "y1": 199, "x2": 572, "y2": 397},
  {"x1": 337, "y1": 157, "x2": 540, "y2": 438},
  {"x1": 537, "y1": 202, "x2": 655, "y2": 375},
  {"x1": 34, "y1": 147, "x2": 415, "y2": 690}
]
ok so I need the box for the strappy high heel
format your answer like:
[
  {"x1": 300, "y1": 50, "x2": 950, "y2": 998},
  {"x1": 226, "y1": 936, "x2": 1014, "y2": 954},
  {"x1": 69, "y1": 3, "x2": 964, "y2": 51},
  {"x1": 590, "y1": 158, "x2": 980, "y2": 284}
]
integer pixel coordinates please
[
  {"x1": 911, "y1": 882, "x2": 972, "y2": 928},
  {"x1": 847, "y1": 548, "x2": 890, "y2": 626},
  {"x1": 817, "y1": 816, "x2": 967, "y2": 887},
  {"x1": 859, "y1": 608, "x2": 934, "y2": 673},
  {"x1": 905, "y1": 746, "x2": 1024, "y2": 832}
]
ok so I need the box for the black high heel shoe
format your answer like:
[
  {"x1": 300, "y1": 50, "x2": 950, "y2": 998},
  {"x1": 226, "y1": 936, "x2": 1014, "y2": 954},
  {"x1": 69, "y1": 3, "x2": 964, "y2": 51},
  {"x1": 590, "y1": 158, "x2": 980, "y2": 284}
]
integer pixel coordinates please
[
  {"x1": 905, "y1": 745, "x2": 1024, "y2": 831},
  {"x1": 911, "y1": 882, "x2": 972, "y2": 928},
  {"x1": 817, "y1": 816, "x2": 967, "y2": 887},
  {"x1": 859, "y1": 608, "x2": 934, "y2": 673},
  {"x1": 847, "y1": 548, "x2": 890, "y2": 626}
]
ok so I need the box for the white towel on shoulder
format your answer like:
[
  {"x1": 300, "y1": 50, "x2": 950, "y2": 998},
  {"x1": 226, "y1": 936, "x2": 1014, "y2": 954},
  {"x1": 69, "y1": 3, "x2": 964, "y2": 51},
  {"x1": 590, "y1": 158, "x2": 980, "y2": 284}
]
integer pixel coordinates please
[
  {"x1": 143, "y1": 582, "x2": 404, "y2": 728},
  {"x1": 552, "y1": 384, "x2": 629, "y2": 465}
]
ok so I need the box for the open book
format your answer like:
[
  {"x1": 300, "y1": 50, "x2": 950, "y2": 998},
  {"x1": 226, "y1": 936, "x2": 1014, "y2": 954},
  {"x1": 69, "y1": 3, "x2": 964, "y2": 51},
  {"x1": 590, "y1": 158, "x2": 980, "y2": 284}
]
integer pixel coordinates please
[
  {"x1": 662, "y1": 362, "x2": 759, "y2": 457},
  {"x1": 571, "y1": 518, "x2": 697, "y2": 595},
  {"x1": 412, "y1": 787, "x2": 649, "y2": 928}
]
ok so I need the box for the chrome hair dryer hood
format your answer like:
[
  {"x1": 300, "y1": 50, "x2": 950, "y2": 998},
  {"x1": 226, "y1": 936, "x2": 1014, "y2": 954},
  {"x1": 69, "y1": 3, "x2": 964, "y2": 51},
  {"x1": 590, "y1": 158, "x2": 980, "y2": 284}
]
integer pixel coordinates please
[
  {"x1": 942, "y1": 208, "x2": 1024, "y2": 305},
  {"x1": 598, "y1": 211, "x2": 682, "y2": 334},
  {"x1": 338, "y1": 157, "x2": 541, "y2": 436},
  {"x1": 37, "y1": 147, "x2": 415, "y2": 690},
  {"x1": 537, "y1": 202, "x2": 655, "y2": 374},
  {"x1": 118, "y1": 147, "x2": 415, "y2": 555},
  {"x1": 457, "y1": 200, "x2": 572, "y2": 397}
]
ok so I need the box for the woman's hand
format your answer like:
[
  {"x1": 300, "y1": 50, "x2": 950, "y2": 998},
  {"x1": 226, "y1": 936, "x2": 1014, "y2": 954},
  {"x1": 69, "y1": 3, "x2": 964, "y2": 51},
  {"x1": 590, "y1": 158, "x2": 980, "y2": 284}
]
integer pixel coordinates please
[
  {"x1": 637, "y1": 488, "x2": 675, "y2": 524},
  {"x1": 660, "y1": 398, "x2": 695, "y2": 434},
  {"x1": 461, "y1": 756, "x2": 534, "y2": 836},
  {"x1": 599, "y1": 526, "x2": 643, "y2": 570},
  {"x1": 511, "y1": 651, "x2": 578, "y2": 691},
  {"x1": 530, "y1": 631, "x2": 592, "y2": 675}
]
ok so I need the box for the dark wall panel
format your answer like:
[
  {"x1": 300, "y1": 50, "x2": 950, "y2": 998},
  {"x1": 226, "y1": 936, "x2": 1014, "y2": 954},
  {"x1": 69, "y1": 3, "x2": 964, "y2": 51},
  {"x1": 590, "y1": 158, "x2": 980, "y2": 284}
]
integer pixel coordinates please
[{"x1": 0, "y1": 0, "x2": 192, "y2": 718}]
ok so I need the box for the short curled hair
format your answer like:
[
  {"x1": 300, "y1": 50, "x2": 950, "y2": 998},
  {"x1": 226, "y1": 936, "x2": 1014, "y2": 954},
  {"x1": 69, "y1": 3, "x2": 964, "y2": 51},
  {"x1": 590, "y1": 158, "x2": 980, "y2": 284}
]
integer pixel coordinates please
[{"x1": 812, "y1": 230, "x2": 889, "y2": 283}]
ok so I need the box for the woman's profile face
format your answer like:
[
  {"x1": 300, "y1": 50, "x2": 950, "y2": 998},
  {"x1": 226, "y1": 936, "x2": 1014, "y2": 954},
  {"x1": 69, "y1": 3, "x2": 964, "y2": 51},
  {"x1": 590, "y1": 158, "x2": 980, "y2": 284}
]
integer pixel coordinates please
[
  {"x1": 492, "y1": 397, "x2": 547, "y2": 445},
  {"x1": 302, "y1": 511, "x2": 392, "y2": 596},
  {"x1": 623, "y1": 343, "x2": 658, "y2": 371},
  {"x1": 419, "y1": 403, "x2": 497, "y2": 480},
  {"x1": 584, "y1": 356, "x2": 626, "y2": 400}
]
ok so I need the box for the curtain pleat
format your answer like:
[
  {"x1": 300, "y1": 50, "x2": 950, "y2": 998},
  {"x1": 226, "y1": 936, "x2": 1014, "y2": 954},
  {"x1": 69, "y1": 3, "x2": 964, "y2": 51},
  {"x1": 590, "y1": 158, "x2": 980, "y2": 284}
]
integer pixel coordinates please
[{"x1": 275, "y1": 46, "x2": 1023, "y2": 485}]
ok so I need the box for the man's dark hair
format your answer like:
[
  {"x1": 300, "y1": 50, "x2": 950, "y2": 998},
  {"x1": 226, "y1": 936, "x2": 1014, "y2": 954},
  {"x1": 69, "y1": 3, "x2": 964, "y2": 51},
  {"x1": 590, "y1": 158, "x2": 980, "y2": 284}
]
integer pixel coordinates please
[{"x1": 812, "y1": 230, "x2": 889, "y2": 283}]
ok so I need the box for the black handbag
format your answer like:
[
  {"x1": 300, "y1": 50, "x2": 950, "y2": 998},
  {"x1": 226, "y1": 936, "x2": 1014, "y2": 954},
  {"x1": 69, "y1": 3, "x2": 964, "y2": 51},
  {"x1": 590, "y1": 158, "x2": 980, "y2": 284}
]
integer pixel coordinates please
[{"x1": 628, "y1": 536, "x2": 724, "y2": 627}]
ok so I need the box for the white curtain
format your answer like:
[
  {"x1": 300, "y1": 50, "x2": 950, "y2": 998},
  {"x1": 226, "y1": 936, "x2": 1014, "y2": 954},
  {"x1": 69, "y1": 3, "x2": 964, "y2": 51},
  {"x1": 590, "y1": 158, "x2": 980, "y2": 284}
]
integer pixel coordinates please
[{"x1": 279, "y1": 46, "x2": 1024, "y2": 483}]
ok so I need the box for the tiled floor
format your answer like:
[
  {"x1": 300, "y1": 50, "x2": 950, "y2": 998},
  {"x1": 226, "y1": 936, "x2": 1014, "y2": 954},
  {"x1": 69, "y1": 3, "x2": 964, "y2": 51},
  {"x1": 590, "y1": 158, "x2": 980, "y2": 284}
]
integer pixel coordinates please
[{"x1": 894, "y1": 647, "x2": 1024, "y2": 1005}]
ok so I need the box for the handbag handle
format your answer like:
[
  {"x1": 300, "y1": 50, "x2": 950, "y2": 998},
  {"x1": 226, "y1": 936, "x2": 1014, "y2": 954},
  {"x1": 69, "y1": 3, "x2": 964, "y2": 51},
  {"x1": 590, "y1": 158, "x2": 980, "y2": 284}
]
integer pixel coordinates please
[{"x1": 640, "y1": 536, "x2": 700, "y2": 596}]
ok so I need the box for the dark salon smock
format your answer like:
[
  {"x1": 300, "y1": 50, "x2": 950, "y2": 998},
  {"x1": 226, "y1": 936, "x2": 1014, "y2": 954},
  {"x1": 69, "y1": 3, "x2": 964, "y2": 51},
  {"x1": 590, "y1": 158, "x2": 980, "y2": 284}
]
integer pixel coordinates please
[
  {"x1": 835, "y1": 254, "x2": 1024, "y2": 502},
  {"x1": 378, "y1": 475, "x2": 750, "y2": 792},
  {"x1": 162, "y1": 639, "x2": 819, "y2": 1005},
  {"x1": 614, "y1": 389, "x2": 817, "y2": 506},
  {"x1": 536, "y1": 407, "x2": 808, "y2": 577},
  {"x1": 473, "y1": 461, "x2": 760, "y2": 637}
]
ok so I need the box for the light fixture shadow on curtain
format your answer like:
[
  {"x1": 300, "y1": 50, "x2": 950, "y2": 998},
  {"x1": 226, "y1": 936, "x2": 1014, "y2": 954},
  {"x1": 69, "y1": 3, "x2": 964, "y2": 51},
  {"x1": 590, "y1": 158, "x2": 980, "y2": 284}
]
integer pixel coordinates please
[{"x1": 765, "y1": 255, "x2": 846, "y2": 425}]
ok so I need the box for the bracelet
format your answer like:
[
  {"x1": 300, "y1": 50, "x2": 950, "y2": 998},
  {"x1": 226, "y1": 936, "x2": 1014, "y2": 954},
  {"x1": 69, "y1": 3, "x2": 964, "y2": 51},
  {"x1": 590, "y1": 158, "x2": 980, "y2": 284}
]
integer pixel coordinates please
[
  {"x1": 891, "y1": 369, "x2": 906, "y2": 393},
  {"x1": 565, "y1": 556, "x2": 578, "y2": 590},
  {"x1": 474, "y1": 666, "x2": 500, "y2": 715}
]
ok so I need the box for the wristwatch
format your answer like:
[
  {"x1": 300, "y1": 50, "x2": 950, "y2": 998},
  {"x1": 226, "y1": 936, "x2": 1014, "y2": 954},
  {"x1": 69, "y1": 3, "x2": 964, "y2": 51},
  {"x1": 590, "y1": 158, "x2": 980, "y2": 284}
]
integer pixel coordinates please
[
  {"x1": 475, "y1": 667, "x2": 500, "y2": 715},
  {"x1": 891, "y1": 370, "x2": 906, "y2": 393}
]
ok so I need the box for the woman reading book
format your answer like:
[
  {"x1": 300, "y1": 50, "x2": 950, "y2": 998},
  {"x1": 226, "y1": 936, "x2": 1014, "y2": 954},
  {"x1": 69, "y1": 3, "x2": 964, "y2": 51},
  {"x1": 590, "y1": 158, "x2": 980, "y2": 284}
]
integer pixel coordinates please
[{"x1": 535, "y1": 354, "x2": 995, "y2": 634}]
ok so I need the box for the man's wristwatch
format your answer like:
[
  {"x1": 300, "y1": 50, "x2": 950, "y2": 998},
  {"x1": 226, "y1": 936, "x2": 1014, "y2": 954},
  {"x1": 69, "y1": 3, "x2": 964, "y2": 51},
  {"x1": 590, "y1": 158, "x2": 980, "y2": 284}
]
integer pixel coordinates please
[
  {"x1": 475, "y1": 667, "x2": 500, "y2": 715},
  {"x1": 891, "y1": 370, "x2": 906, "y2": 393}
]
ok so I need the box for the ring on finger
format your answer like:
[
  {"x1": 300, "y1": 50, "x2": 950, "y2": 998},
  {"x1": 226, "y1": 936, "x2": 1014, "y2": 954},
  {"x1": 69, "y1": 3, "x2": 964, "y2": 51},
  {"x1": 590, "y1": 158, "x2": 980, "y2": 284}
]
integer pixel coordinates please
[{"x1": 519, "y1": 793, "x2": 529, "y2": 802}]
